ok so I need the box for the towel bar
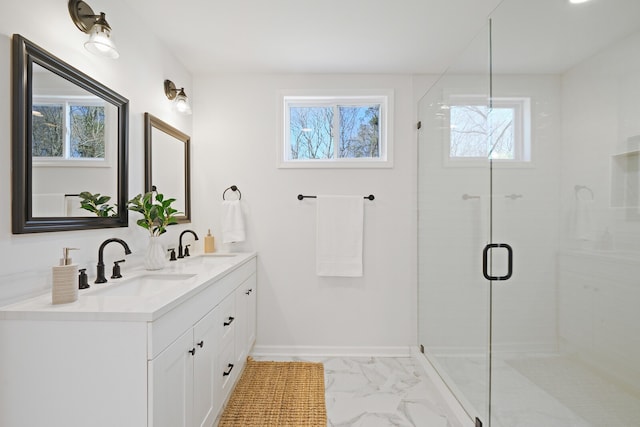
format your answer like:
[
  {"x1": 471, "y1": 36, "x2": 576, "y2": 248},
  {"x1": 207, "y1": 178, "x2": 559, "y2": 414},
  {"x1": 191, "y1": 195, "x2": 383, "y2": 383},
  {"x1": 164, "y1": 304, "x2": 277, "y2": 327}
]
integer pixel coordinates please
[{"x1": 297, "y1": 194, "x2": 375, "y2": 200}]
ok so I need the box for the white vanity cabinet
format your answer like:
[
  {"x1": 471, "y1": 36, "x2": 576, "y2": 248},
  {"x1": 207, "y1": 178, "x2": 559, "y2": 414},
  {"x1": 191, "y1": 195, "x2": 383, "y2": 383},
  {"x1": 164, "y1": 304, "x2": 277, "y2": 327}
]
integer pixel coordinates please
[
  {"x1": 0, "y1": 253, "x2": 257, "y2": 427},
  {"x1": 150, "y1": 328, "x2": 196, "y2": 427},
  {"x1": 150, "y1": 304, "x2": 219, "y2": 427}
]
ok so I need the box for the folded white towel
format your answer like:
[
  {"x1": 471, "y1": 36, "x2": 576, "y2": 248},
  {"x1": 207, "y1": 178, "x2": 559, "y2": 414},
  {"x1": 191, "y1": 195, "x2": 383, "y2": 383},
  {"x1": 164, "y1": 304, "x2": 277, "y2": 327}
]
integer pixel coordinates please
[
  {"x1": 221, "y1": 200, "x2": 246, "y2": 243},
  {"x1": 573, "y1": 197, "x2": 594, "y2": 241},
  {"x1": 316, "y1": 195, "x2": 364, "y2": 277}
]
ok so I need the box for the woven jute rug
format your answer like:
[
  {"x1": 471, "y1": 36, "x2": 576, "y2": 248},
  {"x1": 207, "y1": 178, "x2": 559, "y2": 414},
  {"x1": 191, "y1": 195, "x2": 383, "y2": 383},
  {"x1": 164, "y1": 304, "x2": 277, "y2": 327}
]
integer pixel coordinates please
[{"x1": 218, "y1": 358, "x2": 327, "y2": 427}]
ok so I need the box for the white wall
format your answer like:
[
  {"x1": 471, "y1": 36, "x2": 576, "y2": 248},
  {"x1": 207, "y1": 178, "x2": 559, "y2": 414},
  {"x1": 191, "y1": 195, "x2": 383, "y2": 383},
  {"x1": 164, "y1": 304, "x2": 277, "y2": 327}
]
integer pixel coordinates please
[
  {"x1": 0, "y1": 0, "x2": 192, "y2": 305},
  {"x1": 1, "y1": 1, "x2": 424, "y2": 353},
  {"x1": 191, "y1": 74, "x2": 419, "y2": 353},
  {"x1": 560, "y1": 30, "x2": 640, "y2": 252},
  {"x1": 556, "y1": 30, "x2": 640, "y2": 385}
]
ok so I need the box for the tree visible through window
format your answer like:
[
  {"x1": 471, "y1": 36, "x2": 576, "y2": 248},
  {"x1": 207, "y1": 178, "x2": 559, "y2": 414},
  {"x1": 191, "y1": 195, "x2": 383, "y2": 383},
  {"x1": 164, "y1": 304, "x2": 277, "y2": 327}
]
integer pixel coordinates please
[
  {"x1": 339, "y1": 106, "x2": 379, "y2": 158},
  {"x1": 32, "y1": 101, "x2": 106, "y2": 160},
  {"x1": 70, "y1": 105, "x2": 106, "y2": 158},
  {"x1": 32, "y1": 104, "x2": 64, "y2": 157},
  {"x1": 284, "y1": 95, "x2": 387, "y2": 163},
  {"x1": 448, "y1": 97, "x2": 530, "y2": 163},
  {"x1": 289, "y1": 106, "x2": 334, "y2": 160}
]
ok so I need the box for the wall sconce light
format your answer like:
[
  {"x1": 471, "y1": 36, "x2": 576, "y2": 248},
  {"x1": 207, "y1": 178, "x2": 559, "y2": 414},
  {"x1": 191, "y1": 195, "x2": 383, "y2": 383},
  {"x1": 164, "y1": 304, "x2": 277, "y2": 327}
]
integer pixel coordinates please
[
  {"x1": 164, "y1": 80, "x2": 192, "y2": 115},
  {"x1": 68, "y1": 0, "x2": 119, "y2": 59}
]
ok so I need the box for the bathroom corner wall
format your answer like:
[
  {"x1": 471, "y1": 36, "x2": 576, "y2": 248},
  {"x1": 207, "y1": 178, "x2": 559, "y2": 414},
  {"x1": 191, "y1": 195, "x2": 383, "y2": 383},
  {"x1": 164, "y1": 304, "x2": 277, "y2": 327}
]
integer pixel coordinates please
[
  {"x1": 560, "y1": 30, "x2": 640, "y2": 252},
  {"x1": 192, "y1": 74, "x2": 420, "y2": 352},
  {"x1": 0, "y1": 0, "x2": 193, "y2": 305}
]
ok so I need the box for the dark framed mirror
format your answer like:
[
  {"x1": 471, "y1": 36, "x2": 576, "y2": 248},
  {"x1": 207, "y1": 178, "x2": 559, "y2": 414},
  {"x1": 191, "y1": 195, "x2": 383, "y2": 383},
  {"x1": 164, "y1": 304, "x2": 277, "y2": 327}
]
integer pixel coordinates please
[
  {"x1": 12, "y1": 34, "x2": 129, "y2": 233},
  {"x1": 144, "y1": 113, "x2": 191, "y2": 223}
]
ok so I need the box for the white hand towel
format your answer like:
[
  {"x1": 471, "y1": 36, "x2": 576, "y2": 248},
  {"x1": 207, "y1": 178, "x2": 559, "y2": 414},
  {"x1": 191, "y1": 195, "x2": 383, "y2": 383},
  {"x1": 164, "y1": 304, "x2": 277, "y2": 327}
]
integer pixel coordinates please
[
  {"x1": 573, "y1": 197, "x2": 594, "y2": 241},
  {"x1": 316, "y1": 195, "x2": 364, "y2": 277},
  {"x1": 221, "y1": 200, "x2": 246, "y2": 243}
]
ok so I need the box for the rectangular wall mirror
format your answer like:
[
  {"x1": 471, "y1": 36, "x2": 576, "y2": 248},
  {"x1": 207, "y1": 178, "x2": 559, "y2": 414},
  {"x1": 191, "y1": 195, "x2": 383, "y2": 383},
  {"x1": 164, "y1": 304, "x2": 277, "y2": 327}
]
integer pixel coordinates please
[
  {"x1": 12, "y1": 34, "x2": 129, "y2": 233},
  {"x1": 144, "y1": 113, "x2": 191, "y2": 223}
]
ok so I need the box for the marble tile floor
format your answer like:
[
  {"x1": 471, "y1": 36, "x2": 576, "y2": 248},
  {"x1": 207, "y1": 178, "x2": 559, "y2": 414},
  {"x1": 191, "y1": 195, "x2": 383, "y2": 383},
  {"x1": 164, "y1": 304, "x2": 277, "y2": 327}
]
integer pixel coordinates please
[
  {"x1": 435, "y1": 353, "x2": 640, "y2": 427},
  {"x1": 252, "y1": 356, "x2": 463, "y2": 427}
]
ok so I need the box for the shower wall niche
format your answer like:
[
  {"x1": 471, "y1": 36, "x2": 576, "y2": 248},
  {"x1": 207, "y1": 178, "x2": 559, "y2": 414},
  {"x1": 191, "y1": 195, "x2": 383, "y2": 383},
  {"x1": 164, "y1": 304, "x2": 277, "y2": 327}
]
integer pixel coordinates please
[{"x1": 611, "y1": 141, "x2": 640, "y2": 211}]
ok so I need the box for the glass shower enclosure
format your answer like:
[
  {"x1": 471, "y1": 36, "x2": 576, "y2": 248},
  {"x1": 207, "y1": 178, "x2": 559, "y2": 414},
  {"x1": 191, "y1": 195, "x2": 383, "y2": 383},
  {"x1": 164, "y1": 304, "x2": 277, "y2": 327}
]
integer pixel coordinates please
[{"x1": 417, "y1": 0, "x2": 640, "y2": 426}]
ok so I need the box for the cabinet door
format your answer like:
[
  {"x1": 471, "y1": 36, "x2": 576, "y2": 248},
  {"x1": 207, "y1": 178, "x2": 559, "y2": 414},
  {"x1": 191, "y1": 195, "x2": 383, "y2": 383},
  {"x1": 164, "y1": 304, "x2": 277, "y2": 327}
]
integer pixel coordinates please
[
  {"x1": 193, "y1": 307, "x2": 218, "y2": 427},
  {"x1": 218, "y1": 342, "x2": 237, "y2": 402},
  {"x1": 235, "y1": 273, "x2": 257, "y2": 371},
  {"x1": 149, "y1": 329, "x2": 194, "y2": 427},
  {"x1": 234, "y1": 283, "x2": 248, "y2": 368},
  {"x1": 246, "y1": 274, "x2": 257, "y2": 350},
  {"x1": 214, "y1": 296, "x2": 236, "y2": 411},
  {"x1": 558, "y1": 270, "x2": 594, "y2": 351}
]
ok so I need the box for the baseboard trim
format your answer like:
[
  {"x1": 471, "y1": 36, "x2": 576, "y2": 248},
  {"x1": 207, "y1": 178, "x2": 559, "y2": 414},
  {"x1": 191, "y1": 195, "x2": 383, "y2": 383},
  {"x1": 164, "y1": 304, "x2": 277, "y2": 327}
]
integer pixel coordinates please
[
  {"x1": 251, "y1": 345, "x2": 412, "y2": 358},
  {"x1": 411, "y1": 347, "x2": 475, "y2": 427}
]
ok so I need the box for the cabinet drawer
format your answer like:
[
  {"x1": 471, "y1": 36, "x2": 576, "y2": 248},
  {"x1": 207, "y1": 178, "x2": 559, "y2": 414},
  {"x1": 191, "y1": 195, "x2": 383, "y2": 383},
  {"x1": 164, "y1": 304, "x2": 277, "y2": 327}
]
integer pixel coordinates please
[
  {"x1": 218, "y1": 295, "x2": 235, "y2": 348},
  {"x1": 148, "y1": 257, "x2": 256, "y2": 359},
  {"x1": 218, "y1": 342, "x2": 236, "y2": 402}
]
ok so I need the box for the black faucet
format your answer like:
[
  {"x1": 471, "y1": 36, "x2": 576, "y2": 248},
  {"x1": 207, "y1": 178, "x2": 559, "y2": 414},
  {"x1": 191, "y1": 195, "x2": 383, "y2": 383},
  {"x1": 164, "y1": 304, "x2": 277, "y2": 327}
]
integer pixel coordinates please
[
  {"x1": 95, "y1": 238, "x2": 132, "y2": 284},
  {"x1": 178, "y1": 230, "x2": 199, "y2": 258}
]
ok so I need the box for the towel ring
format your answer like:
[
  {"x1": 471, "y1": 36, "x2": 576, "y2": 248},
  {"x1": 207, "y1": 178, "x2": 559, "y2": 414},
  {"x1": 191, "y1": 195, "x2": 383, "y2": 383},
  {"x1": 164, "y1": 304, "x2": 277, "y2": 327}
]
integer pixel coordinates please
[
  {"x1": 574, "y1": 185, "x2": 594, "y2": 200},
  {"x1": 223, "y1": 185, "x2": 242, "y2": 200}
]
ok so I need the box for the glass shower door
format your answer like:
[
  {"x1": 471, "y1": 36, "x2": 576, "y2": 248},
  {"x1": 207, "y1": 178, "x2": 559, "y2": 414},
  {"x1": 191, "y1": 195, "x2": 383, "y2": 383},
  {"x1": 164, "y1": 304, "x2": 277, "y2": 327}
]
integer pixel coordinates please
[
  {"x1": 488, "y1": 0, "x2": 640, "y2": 426},
  {"x1": 417, "y1": 22, "x2": 493, "y2": 424},
  {"x1": 420, "y1": 1, "x2": 640, "y2": 426}
]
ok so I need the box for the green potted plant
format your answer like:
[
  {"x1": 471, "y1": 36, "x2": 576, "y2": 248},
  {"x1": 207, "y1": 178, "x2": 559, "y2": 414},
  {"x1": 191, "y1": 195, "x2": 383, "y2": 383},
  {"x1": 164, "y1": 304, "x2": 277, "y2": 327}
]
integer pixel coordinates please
[
  {"x1": 78, "y1": 191, "x2": 117, "y2": 217},
  {"x1": 127, "y1": 191, "x2": 180, "y2": 236},
  {"x1": 127, "y1": 190, "x2": 181, "y2": 270}
]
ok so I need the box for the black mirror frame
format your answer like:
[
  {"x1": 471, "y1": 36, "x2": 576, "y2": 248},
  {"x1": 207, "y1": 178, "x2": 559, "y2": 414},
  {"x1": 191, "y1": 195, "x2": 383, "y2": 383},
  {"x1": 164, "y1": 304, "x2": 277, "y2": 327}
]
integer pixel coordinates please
[
  {"x1": 12, "y1": 34, "x2": 129, "y2": 233},
  {"x1": 144, "y1": 113, "x2": 191, "y2": 223}
]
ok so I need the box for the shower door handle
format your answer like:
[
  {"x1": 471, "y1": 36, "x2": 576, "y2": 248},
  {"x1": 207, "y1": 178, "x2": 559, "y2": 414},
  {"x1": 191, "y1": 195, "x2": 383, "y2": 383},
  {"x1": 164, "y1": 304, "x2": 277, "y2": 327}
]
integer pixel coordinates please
[{"x1": 482, "y1": 243, "x2": 513, "y2": 281}]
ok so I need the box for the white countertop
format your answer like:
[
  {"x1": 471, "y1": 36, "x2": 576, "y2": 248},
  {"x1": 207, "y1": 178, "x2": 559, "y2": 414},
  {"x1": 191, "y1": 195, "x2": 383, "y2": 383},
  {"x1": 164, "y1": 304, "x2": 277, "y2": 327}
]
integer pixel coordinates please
[{"x1": 0, "y1": 252, "x2": 256, "y2": 322}]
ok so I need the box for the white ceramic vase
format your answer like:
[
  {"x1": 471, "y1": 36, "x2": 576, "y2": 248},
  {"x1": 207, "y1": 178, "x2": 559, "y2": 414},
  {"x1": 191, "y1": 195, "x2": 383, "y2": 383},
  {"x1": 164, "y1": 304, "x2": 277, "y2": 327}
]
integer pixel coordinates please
[{"x1": 144, "y1": 235, "x2": 167, "y2": 270}]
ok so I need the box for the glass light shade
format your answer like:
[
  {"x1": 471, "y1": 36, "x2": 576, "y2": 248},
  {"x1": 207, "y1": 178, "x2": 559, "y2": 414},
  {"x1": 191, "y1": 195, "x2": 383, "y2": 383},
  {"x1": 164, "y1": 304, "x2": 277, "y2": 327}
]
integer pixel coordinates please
[
  {"x1": 174, "y1": 90, "x2": 192, "y2": 115},
  {"x1": 84, "y1": 23, "x2": 119, "y2": 59}
]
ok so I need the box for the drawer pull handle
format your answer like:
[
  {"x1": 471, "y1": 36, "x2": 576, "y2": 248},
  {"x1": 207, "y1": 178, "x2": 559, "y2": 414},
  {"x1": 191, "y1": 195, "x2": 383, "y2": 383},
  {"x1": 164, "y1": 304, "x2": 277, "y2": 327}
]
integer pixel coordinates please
[
  {"x1": 223, "y1": 363, "x2": 234, "y2": 376},
  {"x1": 197, "y1": 340, "x2": 204, "y2": 348},
  {"x1": 223, "y1": 317, "x2": 235, "y2": 326},
  {"x1": 245, "y1": 289, "x2": 253, "y2": 295},
  {"x1": 188, "y1": 348, "x2": 196, "y2": 356}
]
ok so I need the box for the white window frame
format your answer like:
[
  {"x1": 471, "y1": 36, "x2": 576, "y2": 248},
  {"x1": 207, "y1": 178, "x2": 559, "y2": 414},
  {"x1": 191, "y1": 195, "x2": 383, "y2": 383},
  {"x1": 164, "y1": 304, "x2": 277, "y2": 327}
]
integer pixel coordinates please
[
  {"x1": 32, "y1": 95, "x2": 112, "y2": 168},
  {"x1": 444, "y1": 95, "x2": 531, "y2": 168},
  {"x1": 278, "y1": 90, "x2": 394, "y2": 168}
]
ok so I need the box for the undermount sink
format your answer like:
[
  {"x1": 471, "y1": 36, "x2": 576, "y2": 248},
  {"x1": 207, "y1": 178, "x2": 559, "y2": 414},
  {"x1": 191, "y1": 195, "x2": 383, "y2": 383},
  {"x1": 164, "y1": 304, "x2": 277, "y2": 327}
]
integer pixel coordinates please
[
  {"x1": 200, "y1": 253, "x2": 237, "y2": 257},
  {"x1": 180, "y1": 253, "x2": 238, "y2": 266},
  {"x1": 86, "y1": 273, "x2": 196, "y2": 297}
]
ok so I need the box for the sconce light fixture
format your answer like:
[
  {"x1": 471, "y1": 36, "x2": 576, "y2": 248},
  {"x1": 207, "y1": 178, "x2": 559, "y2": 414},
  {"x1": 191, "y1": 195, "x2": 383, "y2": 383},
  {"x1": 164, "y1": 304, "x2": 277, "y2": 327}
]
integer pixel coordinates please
[
  {"x1": 164, "y1": 80, "x2": 192, "y2": 115},
  {"x1": 68, "y1": 0, "x2": 119, "y2": 59}
]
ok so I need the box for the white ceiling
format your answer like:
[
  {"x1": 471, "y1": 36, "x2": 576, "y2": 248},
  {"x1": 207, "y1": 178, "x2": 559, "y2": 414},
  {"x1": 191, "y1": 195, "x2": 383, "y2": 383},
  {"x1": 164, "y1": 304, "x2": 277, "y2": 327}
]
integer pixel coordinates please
[
  {"x1": 126, "y1": 0, "x2": 504, "y2": 75},
  {"x1": 125, "y1": 0, "x2": 640, "y2": 76}
]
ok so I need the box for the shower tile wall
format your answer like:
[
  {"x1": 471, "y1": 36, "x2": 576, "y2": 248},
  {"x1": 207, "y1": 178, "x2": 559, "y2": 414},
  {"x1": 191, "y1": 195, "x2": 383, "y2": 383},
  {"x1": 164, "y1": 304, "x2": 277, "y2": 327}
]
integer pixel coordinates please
[{"x1": 560, "y1": 31, "x2": 640, "y2": 253}]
